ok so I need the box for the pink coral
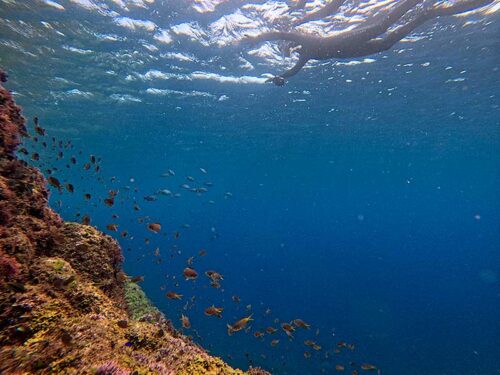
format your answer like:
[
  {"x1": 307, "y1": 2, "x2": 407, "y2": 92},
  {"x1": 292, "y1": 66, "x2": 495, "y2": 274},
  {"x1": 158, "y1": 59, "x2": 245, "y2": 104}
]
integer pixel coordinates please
[{"x1": 95, "y1": 361, "x2": 130, "y2": 375}]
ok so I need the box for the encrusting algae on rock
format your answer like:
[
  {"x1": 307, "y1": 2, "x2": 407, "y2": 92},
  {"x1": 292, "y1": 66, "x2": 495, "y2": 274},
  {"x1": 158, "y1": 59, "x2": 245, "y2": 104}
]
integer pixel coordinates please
[{"x1": 0, "y1": 70, "x2": 270, "y2": 375}]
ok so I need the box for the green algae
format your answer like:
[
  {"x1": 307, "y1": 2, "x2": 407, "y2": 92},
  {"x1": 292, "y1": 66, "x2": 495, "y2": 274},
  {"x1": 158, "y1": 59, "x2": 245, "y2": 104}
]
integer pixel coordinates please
[
  {"x1": 124, "y1": 281, "x2": 159, "y2": 320},
  {"x1": 50, "y1": 259, "x2": 66, "y2": 273}
]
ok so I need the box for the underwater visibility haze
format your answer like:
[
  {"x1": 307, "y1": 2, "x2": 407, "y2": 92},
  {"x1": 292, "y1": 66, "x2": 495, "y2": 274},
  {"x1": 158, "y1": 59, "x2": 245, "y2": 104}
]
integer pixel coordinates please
[{"x1": 0, "y1": 0, "x2": 499, "y2": 374}]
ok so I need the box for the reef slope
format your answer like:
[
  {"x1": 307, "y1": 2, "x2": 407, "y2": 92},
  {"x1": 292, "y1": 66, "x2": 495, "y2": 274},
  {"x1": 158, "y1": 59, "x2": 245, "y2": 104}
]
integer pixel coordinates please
[{"x1": 0, "y1": 71, "x2": 268, "y2": 375}]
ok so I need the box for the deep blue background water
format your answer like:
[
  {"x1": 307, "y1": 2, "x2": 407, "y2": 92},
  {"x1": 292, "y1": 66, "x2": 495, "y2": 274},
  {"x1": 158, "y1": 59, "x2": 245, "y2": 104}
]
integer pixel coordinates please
[{"x1": 4, "y1": 14, "x2": 500, "y2": 375}]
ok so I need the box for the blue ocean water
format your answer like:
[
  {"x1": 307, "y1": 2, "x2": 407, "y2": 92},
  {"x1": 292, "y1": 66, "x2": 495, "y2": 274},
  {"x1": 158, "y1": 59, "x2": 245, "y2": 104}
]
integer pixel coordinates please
[{"x1": 1, "y1": 1, "x2": 499, "y2": 374}]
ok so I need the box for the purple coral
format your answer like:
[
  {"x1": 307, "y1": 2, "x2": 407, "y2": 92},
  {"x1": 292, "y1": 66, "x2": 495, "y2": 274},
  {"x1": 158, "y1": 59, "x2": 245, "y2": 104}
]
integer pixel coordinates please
[
  {"x1": 248, "y1": 367, "x2": 271, "y2": 375},
  {"x1": 95, "y1": 361, "x2": 129, "y2": 375}
]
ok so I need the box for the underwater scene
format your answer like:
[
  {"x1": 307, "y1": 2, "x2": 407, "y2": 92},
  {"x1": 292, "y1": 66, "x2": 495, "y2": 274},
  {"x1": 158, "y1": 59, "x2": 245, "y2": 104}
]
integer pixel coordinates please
[{"x1": 0, "y1": 0, "x2": 499, "y2": 374}]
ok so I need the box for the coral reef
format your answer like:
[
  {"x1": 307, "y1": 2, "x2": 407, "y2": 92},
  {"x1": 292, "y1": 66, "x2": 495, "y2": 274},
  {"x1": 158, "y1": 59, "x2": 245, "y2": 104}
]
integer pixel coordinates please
[{"x1": 0, "y1": 70, "x2": 270, "y2": 374}]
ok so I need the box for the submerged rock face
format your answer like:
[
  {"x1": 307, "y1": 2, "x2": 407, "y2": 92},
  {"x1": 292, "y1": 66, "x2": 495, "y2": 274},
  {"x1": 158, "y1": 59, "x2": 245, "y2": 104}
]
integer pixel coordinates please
[{"x1": 0, "y1": 71, "x2": 269, "y2": 374}]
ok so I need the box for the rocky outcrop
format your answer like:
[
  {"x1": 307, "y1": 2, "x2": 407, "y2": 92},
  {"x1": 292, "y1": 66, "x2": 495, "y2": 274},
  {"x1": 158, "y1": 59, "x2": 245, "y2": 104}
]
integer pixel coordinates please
[{"x1": 0, "y1": 70, "x2": 269, "y2": 375}]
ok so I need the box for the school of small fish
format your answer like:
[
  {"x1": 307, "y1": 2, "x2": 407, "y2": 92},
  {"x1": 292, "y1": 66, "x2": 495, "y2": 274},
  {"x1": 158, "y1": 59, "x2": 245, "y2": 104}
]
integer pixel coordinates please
[{"x1": 20, "y1": 117, "x2": 380, "y2": 374}]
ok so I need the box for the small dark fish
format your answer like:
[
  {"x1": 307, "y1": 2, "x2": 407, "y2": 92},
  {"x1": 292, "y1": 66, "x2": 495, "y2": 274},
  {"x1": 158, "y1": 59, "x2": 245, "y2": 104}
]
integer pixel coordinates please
[
  {"x1": 106, "y1": 224, "x2": 118, "y2": 232},
  {"x1": 165, "y1": 291, "x2": 183, "y2": 300},
  {"x1": 130, "y1": 276, "x2": 144, "y2": 283},
  {"x1": 120, "y1": 231, "x2": 128, "y2": 238},
  {"x1": 205, "y1": 270, "x2": 223, "y2": 281},
  {"x1": 281, "y1": 323, "x2": 295, "y2": 333},
  {"x1": 360, "y1": 364, "x2": 377, "y2": 371},
  {"x1": 90, "y1": 155, "x2": 96, "y2": 164},
  {"x1": 173, "y1": 231, "x2": 180, "y2": 239},
  {"x1": 33, "y1": 117, "x2": 46, "y2": 136},
  {"x1": 183, "y1": 267, "x2": 198, "y2": 280},
  {"x1": 198, "y1": 249, "x2": 206, "y2": 256},
  {"x1": 204, "y1": 305, "x2": 223, "y2": 318},
  {"x1": 70, "y1": 157, "x2": 77, "y2": 164},
  {"x1": 304, "y1": 351, "x2": 311, "y2": 359},
  {"x1": 231, "y1": 295, "x2": 241, "y2": 303},
  {"x1": 148, "y1": 223, "x2": 161, "y2": 233},
  {"x1": 181, "y1": 314, "x2": 191, "y2": 329},
  {"x1": 143, "y1": 195, "x2": 157, "y2": 202},
  {"x1": 227, "y1": 315, "x2": 253, "y2": 336},
  {"x1": 293, "y1": 319, "x2": 311, "y2": 329},
  {"x1": 84, "y1": 163, "x2": 91, "y2": 170},
  {"x1": 31, "y1": 153, "x2": 40, "y2": 161},
  {"x1": 266, "y1": 327, "x2": 277, "y2": 334},
  {"x1": 253, "y1": 331, "x2": 264, "y2": 338},
  {"x1": 65, "y1": 183, "x2": 74, "y2": 193},
  {"x1": 104, "y1": 198, "x2": 114, "y2": 207},
  {"x1": 82, "y1": 215, "x2": 91, "y2": 225},
  {"x1": 84, "y1": 193, "x2": 91, "y2": 200},
  {"x1": 133, "y1": 204, "x2": 140, "y2": 211},
  {"x1": 47, "y1": 176, "x2": 62, "y2": 190}
]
